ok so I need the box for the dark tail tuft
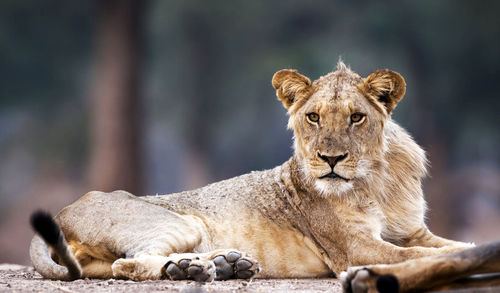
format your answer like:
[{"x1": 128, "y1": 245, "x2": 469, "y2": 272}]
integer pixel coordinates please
[{"x1": 30, "y1": 210, "x2": 61, "y2": 246}]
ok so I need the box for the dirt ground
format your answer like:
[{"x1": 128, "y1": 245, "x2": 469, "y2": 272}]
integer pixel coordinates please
[
  {"x1": 2, "y1": 263, "x2": 500, "y2": 293},
  {"x1": 0, "y1": 264, "x2": 344, "y2": 293}
]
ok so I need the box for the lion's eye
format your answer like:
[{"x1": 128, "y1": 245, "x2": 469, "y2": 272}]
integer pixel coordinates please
[
  {"x1": 307, "y1": 113, "x2": 320, "y2": 123},
  {"x1": 350, "y1": 113, "x2": 365, "y2": 124}
]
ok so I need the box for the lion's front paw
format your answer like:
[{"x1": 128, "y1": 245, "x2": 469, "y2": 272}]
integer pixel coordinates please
[
  {"x1": 212, "y1": 250, "x2": 260, "y2": 280},
  {"x1": 340, "y1": 266, "x2": 399, "y2": 293},
  {"x1": 162, "y1": 257, "x2": 216, "y2": 282}
]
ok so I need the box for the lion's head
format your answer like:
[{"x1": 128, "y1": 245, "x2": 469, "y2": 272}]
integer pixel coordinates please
[{"x1": 272, "y1": 61, "x2": 406, "y2": 197}]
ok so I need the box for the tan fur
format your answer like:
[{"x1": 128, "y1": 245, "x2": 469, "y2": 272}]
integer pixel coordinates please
[{"x1": 30, "y1": 61, "x2": 475, "y2": 286}]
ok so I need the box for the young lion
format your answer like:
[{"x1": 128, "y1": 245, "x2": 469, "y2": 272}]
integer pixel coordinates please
[{"x1": 30, "y1": 62, "x2": 500, "y2": 292}]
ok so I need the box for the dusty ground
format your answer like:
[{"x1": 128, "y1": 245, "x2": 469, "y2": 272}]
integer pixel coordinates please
[
  {"x1": 2, "y1": 264, "x2": 500, "y2": 293},
  {"x1": 0, "y1": 264, "x2": 343, "y2": 292}
]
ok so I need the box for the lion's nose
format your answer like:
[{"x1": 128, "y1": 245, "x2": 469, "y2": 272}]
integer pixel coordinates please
[{"x1": 318, "y1": 153, "x2": 348, "y2": 168}]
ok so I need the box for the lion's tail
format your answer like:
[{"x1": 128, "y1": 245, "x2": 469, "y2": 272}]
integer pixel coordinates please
[{"x1": 29, "y1": 210, "x2": 82, "y2": 280}]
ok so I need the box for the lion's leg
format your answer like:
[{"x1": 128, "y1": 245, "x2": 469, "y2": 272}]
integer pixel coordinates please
[
  {"x1": 430, "y1": 272, "x2": 500, "y2": 291},
  {"x1": 110, "y1": 235, "x2": 213, "y2": 282},
  {"x1": 341, "y1": 241, "x2": 500, "y2": 293},
  {"x1": 338, "y1": 232, "x2": 475, "y2": 292},
  {"x1": 162, "y1": 249, "x2": 260, "y2": 281},
  {"x1": 112, "y1": 253, "x2": 216, "y2": 282},
  {"x1": 111, "y1": 255, "x2": 168, "y2": 281},
  {"x1": 112, "y1": 249, "x2": 260, "y2": 282},
  {"x1": 348, "y1": 236, "x2": 469, "y2": 267},
  {"x1": 110, "y1": 237, "x2": 198, "y2": 281},
  {"x1": 402, "y1": 226, "x2": 474, "y2": 249}
]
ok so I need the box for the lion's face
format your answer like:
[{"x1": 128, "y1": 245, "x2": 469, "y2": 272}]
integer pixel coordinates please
[{"x1": 272, "y1": 62, "x2": 406, "y2": 197}]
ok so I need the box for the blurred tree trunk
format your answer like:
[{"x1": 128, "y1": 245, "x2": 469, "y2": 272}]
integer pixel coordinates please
[
  {"x1": 180, "y1": 10, "x2": 217, "y2": 189},
  {"x1": 407, "y1": 40, "x2": 453, "y2": 237},
  {"x1": 88, "y1": 0, "x2": 145, "y2": 195}
]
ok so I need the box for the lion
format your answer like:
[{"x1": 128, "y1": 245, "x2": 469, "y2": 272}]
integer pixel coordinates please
[{"x1": 30, "y1": 61, "x2": 500, "y2": 292}]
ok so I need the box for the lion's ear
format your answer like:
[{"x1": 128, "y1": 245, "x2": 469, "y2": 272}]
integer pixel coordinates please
[
  {"x1": 362, "y1": 69, "x2": 406, "y2": 114},
  {"x1": 272, "y1": 69, "x2": 312, "y2": 110}
]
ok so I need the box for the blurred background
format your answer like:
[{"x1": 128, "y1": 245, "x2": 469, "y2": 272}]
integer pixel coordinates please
[{"x1": 1, "y1": 0, "x2": 499, "y2": 265}]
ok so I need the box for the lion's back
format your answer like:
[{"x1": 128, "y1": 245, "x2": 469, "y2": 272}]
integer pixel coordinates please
[{"x1": 142, "y1": 165, "x2": 286, "y2": 216}]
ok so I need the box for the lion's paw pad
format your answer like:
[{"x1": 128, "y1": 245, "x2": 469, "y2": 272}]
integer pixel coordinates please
[
  {"x1": 163, "y1": 258, "x2": 215, "y2": 282},
  {"x1": 212, "y1": 251, "x2": 260, "y2": 280}
]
